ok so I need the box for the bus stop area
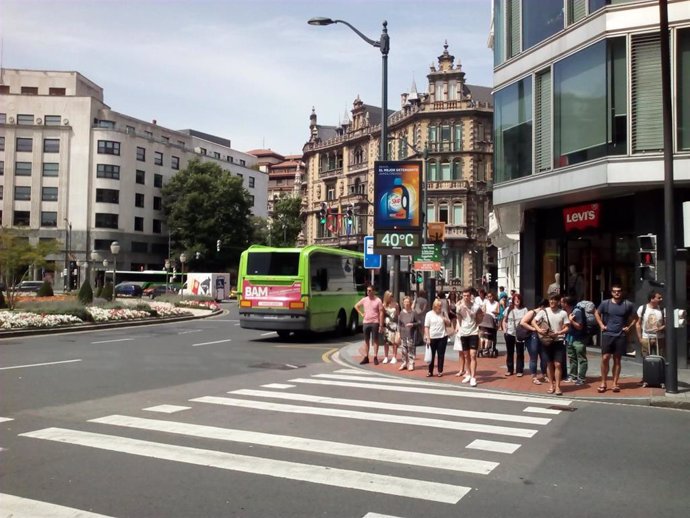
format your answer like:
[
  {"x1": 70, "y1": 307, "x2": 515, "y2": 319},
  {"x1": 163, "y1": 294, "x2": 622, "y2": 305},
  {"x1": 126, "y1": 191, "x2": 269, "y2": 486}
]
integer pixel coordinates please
[{"x1": 338, "y1": 334, "x2": 690, "y2": 410}]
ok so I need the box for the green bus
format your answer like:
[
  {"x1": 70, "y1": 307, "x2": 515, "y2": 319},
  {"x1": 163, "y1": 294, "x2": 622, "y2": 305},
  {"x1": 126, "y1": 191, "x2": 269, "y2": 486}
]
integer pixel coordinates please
[{"x1": 238, "y1": 245, "x2": 367, "y2": 338}]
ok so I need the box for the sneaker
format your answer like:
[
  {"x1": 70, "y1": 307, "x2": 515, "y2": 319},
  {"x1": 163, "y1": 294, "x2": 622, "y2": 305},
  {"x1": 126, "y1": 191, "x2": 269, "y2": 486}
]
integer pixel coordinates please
[
  {"x1": 359, "y1": 357, "x2": 369, "y2": 365},
  {"x1": 382, "y1": 357, "x2": 389, "y2": 364},
  {"x1": 373, "y1": 357, "x2": 379, "y2": 366},
  {"x1": 390, "y1": 358, "x2": 397, "y2": 365},
  {"x1": 575, "y1": 378, "x2": 584, "y2": 386},
  {"x1": 563, "y1": 376, "x2": 573, "y2": 383},
  {"x1": 470, "y1": 377, "x2": 478, "y2": 387},
  {"x1": 461, "y1": 374, "x2": 471, "y2": 384},
  {"x1": 398, "y1": 363, "x2": 407, "y2": 371},
  {"x1": 408, "y1": 363, "x2": 415, "y2": 371}
]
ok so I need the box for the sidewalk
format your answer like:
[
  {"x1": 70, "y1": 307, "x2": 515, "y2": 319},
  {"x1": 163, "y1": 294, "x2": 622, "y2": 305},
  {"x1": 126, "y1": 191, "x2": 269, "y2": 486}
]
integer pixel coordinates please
[{"x1": 341, "y1": 334, "x2": 690, "y2": 410}]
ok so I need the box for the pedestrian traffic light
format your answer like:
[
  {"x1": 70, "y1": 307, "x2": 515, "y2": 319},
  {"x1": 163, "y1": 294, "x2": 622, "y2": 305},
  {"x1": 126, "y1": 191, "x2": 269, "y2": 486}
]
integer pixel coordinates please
[
  {"x1": 637, "y1": 234, "x2": 657, "y2": 281},
  {"x1": 417, "y1": 271, "x2": 423, "y2": 284},
  {"x1": 674, "y1": 308, "x2": 687, "y2": 328},
  {"x1": 216, "y1": 239, "x2": 221, "y2": 252},
  {"x1": 318, "y1": 202, "x2": 327, "y2": 224},
  {"x1": 487, "y1": 272, "x2": 492, "y2": 283}
]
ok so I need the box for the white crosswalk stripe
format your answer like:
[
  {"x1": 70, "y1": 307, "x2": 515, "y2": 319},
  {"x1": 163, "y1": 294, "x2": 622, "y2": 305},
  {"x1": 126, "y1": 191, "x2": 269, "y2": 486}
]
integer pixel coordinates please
[
  {"x1": 0, "y1": 493, "x2": 114, "y2": 517},
  {"x1": 20, "y1": 427, "x2": 471, "y2": 504}
]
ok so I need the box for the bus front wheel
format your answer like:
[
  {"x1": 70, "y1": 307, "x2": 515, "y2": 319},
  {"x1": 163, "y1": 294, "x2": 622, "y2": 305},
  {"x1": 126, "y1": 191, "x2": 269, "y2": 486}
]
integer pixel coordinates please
[{"x1": 348, "y1": 310, "x2": 359, "y2": 335}]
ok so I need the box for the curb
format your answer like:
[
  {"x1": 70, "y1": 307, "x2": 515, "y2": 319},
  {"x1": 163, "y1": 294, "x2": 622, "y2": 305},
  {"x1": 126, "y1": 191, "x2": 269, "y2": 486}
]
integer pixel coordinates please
[{"x1": 0, "y1": 308, "x2": 224, "y2": 340}]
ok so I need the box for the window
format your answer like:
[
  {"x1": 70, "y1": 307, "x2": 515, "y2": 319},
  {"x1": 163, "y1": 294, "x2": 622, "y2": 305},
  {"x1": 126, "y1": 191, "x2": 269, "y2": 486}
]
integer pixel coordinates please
[
  {"x1": 154, "y1": 151, "x2": 163, "y2": 165},
  {"x1": 137, "y1": 147, "x2": 146, "y2": 161},
  {"x1": 679, "y1": 28, "x2": 690, "y2": 151},
  {"x1": 427, "y1": 204, "x2": 437, "y2": 223},
  {"x1": 14, "y1": 211, "x2": 31, "y2": 226},
  {"x1": 476, "y1": 160, "x2": 487, "y2": 182},
  {"x1": 153, "y1": 174, "x2": 163, "y2": 188},
  {"x1": 428, "y1": 161, "x2": 438, "y2": 182},
  {"x1": 132, "y1": 241, "x2": 148, "y2": 253},
  {"x1": 16, "y1": 137, "x2": 33, "y2": 152},
  {"x1": 93, "y1": 239, "x2": 111, "y2": 251},
  {"x1": 237, "y1": 173, "x2": 243, "y2": 180},
  {"x1": 171, "y1": 156, "x2": 179, "y2": 170},
  {"x1": 632, "y1": 33, "x2": 662, "y2": 153},
  {"x1": 326, "y1": 187, "x2": 335, "y2": 201},
  {"x1": 15, "y1": 186, "x2": 31, "y2": 200},
  {"x1": 96, "y1": 164, "x2": 120, "y2": 179},
  {"x1": 134, "y1": 217, "x2": 144, "y2": 231},
  {"x1": 567, "y1": 0, "x2": 587, "y2": 26},
  {"x1": 0, "y1": 85, "x2": 8, "y2": 94},
  {"x1": 44, "y1": 115, "x2": 61, "y2": 126},
  {"x1": 153, "y1": 196, "x2": 162, "y2": 210},
  {"x1": 42, "y1": 163, "x2": 59, "y2": 177},
  {"x1": 43, "y1": 138, "x2": 60, "y2": 153},
  {"x1": 494, "y1": 76, "x2": 532, "y2": 183},
  {"x1": 135, "y1": 193, "x2": 144, "y2": 207},
  {"x1": 0, "y1": 186, "x2": 2, "y2": 198},
  {"x1": 227, "y1": 156, "x2": 234, "y2": 163},
  {"x1": 95, "y1": 213, "x2": 118, "y2": 228},
  {"x1": 213, "y1": 151, "x2": 221, "y2": 159},
  {"x1": 16, "y1": 162, "x2": 32, "y2": 176},
  {"x1": 97, "y1": 140, "x2": 120, "y2": 155},
  {"x1": 522, "y1": 0, "x2": 563, "y2": 51},
  {"x1": 49, "y1": 87, "x2": 66, "y2": 96},
  {"x1": 248, "y1": 195, "x2": 255, "y2": 207},
  {"x1": 0, "y1": 113, "x2": 5, "y2": 124},
  {"x1": 145, "y1": 131, "x2": 153, "y2": 138},
  {"x1": 41, "y1": 211, "x2": 58, "y2": 227},
  {"x1": 477, "y1": 202, "x2": 485, "y2": 227},
  {"x1": 199, "y1": 147, "x2": 207, "y2": 155},
  {"x1": 126, "y1": 125, "x2": 135, "y2": 134},
  {"x1": 439, "y1": 204, "x2": 449, "y2": 224},
  {"x1": 162, "y1": 136, "x2": 169, "y2": 143},
  {"x1": 178, "y1": 140, "x2": 186, "y2": 148},
  {"x1": 240, "y1": 159, "x2": 246, "y2": 166},
  {"x1": 96, "y1": 188, "x2": 119, "y2": 204},
  {"x1": 454, "y1": 124, "x2": 463, "y2": 151},
  {"x1": 42, "y1": 187, "x2": 58, "y2": 201},
  {"x1": 18, "y1": 114, "x2": 35, "y2": 125},
  {"x1": 534, "y1": 69, "x2": 552, "y2": 172},
  {"x1": 21, "y1": 86, "x2": 38, "y2": 95},
  {"x1": 96, "y1": 120, "x2": 115, "y2": 128},
  {"x1": 0, "y1": 161, "x2": 3, "y2": 175},
  {"x1": 152, "y1": 219, "x2": 162, "y2": 233},
  {"x1": 453, "y1": 203, "x2": 464, "y2": 225},
  {"x1": 248, "y1": 176, "x2": 255, "y2": 188},
  {"x1": 0, "y1": 137, "x2": 4, "y2": 151}
]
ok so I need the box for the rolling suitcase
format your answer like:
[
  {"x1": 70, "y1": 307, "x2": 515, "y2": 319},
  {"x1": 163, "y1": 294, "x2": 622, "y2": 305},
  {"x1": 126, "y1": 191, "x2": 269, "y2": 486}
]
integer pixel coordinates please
[{"x1": 642, "y1": 339, "x2": 665, "y2": 388}]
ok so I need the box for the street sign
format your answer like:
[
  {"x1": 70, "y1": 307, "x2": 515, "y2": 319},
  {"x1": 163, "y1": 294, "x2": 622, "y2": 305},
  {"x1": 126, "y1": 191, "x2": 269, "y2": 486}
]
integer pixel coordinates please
[
  {"x1": 363, "y1": 236, "x2": 381, "y2": 269},
  {"x1": 414, "y1": 260, "x2": 441, "y2": 272},
  {"x1": 414, "y1": 243, "x2": 440, "y2": 262}
]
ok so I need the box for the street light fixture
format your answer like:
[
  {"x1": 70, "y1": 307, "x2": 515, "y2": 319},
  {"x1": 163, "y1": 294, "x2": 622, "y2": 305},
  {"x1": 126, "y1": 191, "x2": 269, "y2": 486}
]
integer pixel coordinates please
[
  {"x1": 180, "y1": 253, "x2": 187, "y2": 289},
  {"x1": 110, "y1": 241, "x2": 120, "y2": 298},
  {"x1": 308, "y1": 16, "x2": 394, "y2": 296}
]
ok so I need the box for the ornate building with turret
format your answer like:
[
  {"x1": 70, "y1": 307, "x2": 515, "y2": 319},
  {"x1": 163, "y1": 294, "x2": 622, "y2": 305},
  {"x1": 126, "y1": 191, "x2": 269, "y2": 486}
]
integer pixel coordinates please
[{"x1": 300, "y1": 44, "x2": 494, "y2": 288}]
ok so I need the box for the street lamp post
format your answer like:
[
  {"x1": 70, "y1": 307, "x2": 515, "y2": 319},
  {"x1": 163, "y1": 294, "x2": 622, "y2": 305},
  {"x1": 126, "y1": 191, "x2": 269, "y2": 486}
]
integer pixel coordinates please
[
  {"x1": 307, "y1": 16, "x2": 393, "y2": 297},
  {"x1": 63, "y1": 219, "x2": 72, "y2": 292},
  {"x1": 110, "y1": 241, "x2": 120, "y2": 298},
  {"x1": 180, "y1": 253, "x2": 187, "y2": 290},
  {"x1": 165, "y1": 259, "x2": 171, "y2": 292}
]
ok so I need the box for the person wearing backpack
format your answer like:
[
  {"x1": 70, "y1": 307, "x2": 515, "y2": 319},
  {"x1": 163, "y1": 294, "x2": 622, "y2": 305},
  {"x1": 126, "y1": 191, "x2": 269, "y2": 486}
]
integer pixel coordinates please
[
  {"x1": 636, "y1": 290, "x2": 665, "y2": 359},
  {"x1": 519, "y1": 298, "x2": 549, "y2": 386},
  {"x1": 563, "y1": 296, "x2": 588, "y2": 385},
  {"x1": 594, "y1": 284, "x2": 638, "y2": 393}
]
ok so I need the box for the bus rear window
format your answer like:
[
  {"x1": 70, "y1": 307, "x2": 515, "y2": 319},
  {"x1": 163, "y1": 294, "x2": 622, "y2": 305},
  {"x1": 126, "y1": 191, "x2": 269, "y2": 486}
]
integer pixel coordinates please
[{"x1": 246, "y1": 252, "x2": 300, "y2": 276}]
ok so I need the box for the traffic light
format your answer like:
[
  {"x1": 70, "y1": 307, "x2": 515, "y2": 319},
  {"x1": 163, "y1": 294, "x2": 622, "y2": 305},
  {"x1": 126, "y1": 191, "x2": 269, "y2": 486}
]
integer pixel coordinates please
[
  {"x1": 318, "y1": 202, "x2": 327, "y2": 224},
  {"x1": 216, "y1": 239, "x2": 221, "y2": 252},
  {"x1": 487, "y1": 272, "x2": 492, "y2": 283},
  {"x1": 417, "y1": 271, "x2": 423, "y2": 284},
  {"x1": 674, "y1": 308, "x2": 687, "y2": 328},
  {"x1": 637, "y1": 234, "x2": 657, "y2": 281}
]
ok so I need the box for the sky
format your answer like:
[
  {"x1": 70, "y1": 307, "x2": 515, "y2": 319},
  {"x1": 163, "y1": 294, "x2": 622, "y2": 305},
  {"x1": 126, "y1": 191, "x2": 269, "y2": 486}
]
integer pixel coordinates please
[{"x1": 1, "y1": 0, "x2": 494, "y2": 156}]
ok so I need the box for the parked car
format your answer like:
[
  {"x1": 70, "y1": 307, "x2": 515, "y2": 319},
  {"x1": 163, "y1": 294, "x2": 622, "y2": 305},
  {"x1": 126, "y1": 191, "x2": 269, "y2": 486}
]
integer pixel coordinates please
[
  {"x1": 114, "y1": 282, "x2": 144, "y2": 298},
  {"x1": 143, "y1": 284, "x2": 178, "y2": 299},
  {"x1": 13, "y1": 281, "x2": 45, "y2": 294}
]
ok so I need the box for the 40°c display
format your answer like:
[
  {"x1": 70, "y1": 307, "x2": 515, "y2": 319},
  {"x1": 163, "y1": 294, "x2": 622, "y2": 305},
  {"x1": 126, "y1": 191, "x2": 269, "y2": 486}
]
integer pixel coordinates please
[{"x1": 373, "y1": 230, "x2": 422, "y2": 254}]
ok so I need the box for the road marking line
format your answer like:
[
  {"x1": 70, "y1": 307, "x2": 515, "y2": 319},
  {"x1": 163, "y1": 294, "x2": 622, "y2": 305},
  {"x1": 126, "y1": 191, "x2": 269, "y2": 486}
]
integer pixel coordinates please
[
  {"x1": 91, "y1": 338, "x2": 135, "y2": 344},
  {"x1": 234, "y1": 323, "x2": 240, "y2": 326},
  {"x1": 21, "y1": 428, "x2": 471, "y2": 504},
  {"x1": 0, "y1": 417, "x2": 14, "y2": 423},
  {"x1": 322, "y1": 347, "x2": 338, "y2": 363},
  {"x1": 289, "y1": 378, "x2": 571, "y2": 406},
  {"x1": 177, "y1": 329, "x2": 203, "y2": 335},
  {"x1": 142, "y1": 405, "x2": 191, "y2": 414},
  {"x1": 260, "y1": 383, "x2": 295, "y2": 389},
  {"x1": 192, "y1": 396, "x2": 537, "y2": 438},
  {"x1": 0, "y1": 359, "x2": 82, "y2": 371},
  {"x1": 260, "y1": 332, "x2": 276, "y2": 336},
  {"x1": 0, "y1": 493, "x2": 114, "y2": 517},
  {"x1": 274, "y1": 345, "x2": 332, "y2": 350},
  {"x1": 524, "y1": 406, "x2": 562, "y2": 415},
  {"x1": 333, "y1": 368, "x2": 380, "y2": 375},
  {"x1": 466, "y1": 439, "x2": 521, "y2": 454},
  {"x1": 230, "y1": 389, "x2": 550, "y2": 425},
  {"x1": 191, "y1": 339, "x2": 232, "y2": 347},
  {"x1": 90, "y1": 414, "x2": 498, "y2": 475},
  {"x1": 363, "y1": 513, "x2": 406, "y2": 518}
]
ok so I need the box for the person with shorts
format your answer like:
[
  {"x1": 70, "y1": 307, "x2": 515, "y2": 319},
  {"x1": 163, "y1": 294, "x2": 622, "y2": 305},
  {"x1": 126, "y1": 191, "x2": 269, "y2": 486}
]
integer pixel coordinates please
[
  {"x1": 456, "y1": 287, "x2": 483, "y2": 386},
  {"x1": 532, "y1": 294, "x2": 569, "y2": 395},
  {"x1": 354, "y1": 286, "x2": 383, "y2": 365},
  {"x1": 595, "y1": 284, "x2": 638, "y2": 393}
]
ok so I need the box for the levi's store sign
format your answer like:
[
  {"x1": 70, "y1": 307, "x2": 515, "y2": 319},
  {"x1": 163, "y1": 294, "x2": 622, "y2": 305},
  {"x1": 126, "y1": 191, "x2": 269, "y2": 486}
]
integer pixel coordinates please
[{"x1": 563, "y1": 203, "x2": 600, "y2": 232}]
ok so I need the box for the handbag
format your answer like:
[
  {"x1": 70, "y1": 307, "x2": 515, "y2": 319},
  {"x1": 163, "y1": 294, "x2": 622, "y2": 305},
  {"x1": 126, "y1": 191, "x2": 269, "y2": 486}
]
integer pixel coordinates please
[
  {"x1": 445, "y1": 324, "x2": 456, "y2": 338},
  {"x1": 516, "y1": 325, "x2": 532, "y2": 342},
  {"x1": 424, "y1": 343, "x2": 432, "y2": 363},
  {"x1": 393, "y1": 331, "x2": 401, "y2": 345}
]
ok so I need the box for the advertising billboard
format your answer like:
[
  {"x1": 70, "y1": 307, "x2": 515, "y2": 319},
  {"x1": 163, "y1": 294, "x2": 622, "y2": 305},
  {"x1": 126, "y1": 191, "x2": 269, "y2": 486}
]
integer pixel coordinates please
[{"x1": 374, "y1": 161, "x2": 422, "y2": 230}]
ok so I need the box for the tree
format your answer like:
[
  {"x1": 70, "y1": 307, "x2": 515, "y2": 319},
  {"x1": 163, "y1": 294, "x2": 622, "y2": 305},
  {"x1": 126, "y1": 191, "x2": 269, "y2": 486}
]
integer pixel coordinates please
[
  {"x1": 250, "y1": 216, "x2": 270, "y2": 246},
  {"x1": 269, "y1": 196, "x2": 303, "y2": 247},
  {"x1": 0, "y1": 229, "x2": 60, "y2": 309},
  {"x1": 162, "y1": 159, "x2": 254, "y2": 271}
]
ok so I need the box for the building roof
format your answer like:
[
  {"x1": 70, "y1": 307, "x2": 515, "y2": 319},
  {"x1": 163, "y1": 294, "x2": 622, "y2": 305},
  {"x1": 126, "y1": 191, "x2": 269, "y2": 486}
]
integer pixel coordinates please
[
  {"x1": 465, "y1": 84, "x2": 493, "y2": 106},
  {"x1": 178, "y1": 129, "x2": 231, "y2": 148},
  {"x1": 246, "y1": 149, "x2": 286, "y2": 160}
]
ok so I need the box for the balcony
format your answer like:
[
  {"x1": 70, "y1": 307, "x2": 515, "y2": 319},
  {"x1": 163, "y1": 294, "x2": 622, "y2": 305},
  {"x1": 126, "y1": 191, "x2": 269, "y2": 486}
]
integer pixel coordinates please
[
  {"x1": 341, "y1": 192, "x2": 370, "y2": 205},
  {"x1": 444, "y1": 225, "x2": 470, "y2": 240},
  {"x1": 346, "y1": 161, "x2": 369, "y2": 174},
  {"x1": 427, "y1": 180, "x2": 470, "y2": 192},
  {"x1": 319, "y1": 167, "x2": 342, "y2": 179}
]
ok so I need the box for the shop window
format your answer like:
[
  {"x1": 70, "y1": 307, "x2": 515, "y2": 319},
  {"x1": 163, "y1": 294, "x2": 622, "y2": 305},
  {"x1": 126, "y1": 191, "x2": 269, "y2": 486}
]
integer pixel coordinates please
[{"x1": 494, "y1": 77, "x2": 532, "y2": 183}]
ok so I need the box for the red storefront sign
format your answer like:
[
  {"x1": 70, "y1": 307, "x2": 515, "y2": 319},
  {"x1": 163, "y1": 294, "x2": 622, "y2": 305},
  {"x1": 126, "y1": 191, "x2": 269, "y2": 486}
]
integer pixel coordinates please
[{"x1": 563, "y1": 203, "x2": 600, "y2": 232}]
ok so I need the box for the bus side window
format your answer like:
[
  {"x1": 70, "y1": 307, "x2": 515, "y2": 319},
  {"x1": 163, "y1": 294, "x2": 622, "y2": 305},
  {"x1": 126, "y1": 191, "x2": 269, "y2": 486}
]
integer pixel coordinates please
[
  {"x1": 316, "y1": 269, "x2": 328, "y2": 291},
  {"x1": 353, "y1": 259, "x2": 366, "y2": 291}
]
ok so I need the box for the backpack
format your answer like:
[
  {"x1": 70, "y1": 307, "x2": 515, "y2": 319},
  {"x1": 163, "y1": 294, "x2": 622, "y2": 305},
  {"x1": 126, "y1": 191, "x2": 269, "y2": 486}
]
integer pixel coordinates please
[{"x1": 575, "y1": 300, "x2": 597, "y2": 337}]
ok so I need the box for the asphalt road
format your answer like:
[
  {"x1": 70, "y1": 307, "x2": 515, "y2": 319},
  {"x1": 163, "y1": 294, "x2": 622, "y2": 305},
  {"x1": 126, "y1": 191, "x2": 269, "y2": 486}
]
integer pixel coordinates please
[{"x1": 1, "y1": 302, "x2": 689, "y2": 517}]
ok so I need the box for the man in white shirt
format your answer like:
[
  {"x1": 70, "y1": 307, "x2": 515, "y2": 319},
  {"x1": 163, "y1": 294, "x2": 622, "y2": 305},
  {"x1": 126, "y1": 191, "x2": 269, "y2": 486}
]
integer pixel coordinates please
[
  {"x1": 456, "y1": 287, "x2": 483, "y2": 386},
  {"x1": 531, "y1": 294, "x2": 569, "y2": 395},
  {"x1": 636, "y1": 290, "x2": 665, "y2": 359}
]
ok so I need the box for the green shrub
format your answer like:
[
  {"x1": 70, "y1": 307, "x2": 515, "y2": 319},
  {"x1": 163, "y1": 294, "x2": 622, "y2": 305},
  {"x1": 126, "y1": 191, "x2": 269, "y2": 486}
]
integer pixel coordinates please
[
  {"x1": 101, "y1": 282, "x2": 113, "y2": 301},
  {"x1": 15, "y1": 299, "x2": 90, "y2": 321},
  {"x1": 37, "y1": 281, "x2": 54, "y2": 297},
  {"x1": 78, "y1": 280, "x2": 94, "y2": 304}
]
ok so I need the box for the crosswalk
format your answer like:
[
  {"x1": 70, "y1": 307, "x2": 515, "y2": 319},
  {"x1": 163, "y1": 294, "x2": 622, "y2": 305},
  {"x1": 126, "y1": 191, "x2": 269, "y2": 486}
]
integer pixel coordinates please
[{"x1": 10, "y1": 367, "x2": 572, "y2": 516}]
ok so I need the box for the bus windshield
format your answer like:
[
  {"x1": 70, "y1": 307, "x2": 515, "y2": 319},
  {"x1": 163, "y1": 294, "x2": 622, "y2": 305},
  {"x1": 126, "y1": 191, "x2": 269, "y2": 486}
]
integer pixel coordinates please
[{"x1": 246, "y1": 252, "x2": 300, "y2": 276}]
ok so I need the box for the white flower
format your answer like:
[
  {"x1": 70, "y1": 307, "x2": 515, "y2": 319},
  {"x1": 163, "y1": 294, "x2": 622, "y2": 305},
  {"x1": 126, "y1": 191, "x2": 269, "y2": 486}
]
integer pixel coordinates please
[{"x1": 0, "y1": 311, "x2": 83, "y2": 329}]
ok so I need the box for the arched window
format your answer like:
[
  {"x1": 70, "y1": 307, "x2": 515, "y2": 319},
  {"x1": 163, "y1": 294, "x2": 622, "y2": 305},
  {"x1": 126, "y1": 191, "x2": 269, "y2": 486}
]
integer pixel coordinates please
[
  {"x1": 452, "y1": 159, "x2": 461, "y2": 180},
  {"x1": 453, "y1": 203, "x2": 464, "y2": 225},
  {"x1": 439, "y1": 203, "x2": 449, "y2": 223},
  {"x1": 428, "y1": 161, "x2": 438, "y2": 181},
  {"x1": 441, "y1": 162, "x2": 451, "y2": 181}
]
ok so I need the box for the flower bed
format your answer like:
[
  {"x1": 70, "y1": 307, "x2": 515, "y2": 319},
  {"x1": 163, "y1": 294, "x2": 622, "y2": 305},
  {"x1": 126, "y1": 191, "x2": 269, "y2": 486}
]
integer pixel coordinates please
[
  {"x1": 175, "y1": 299, "x2": 221, "y2": 311},
  {"x1": 86, "y1": 307, "x2": 152, "y2": 322},
  {"x1": 149, "y1": 303, "x2": 193, "y2": 317},
  {"x1": 0, "y1": 311, "x2": 83, "y2": 329}
]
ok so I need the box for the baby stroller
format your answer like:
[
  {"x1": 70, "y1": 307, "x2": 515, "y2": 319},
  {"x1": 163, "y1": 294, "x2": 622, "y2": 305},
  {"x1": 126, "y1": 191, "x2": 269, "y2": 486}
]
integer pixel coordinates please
[{"x1": 478, "y1": 313, "x2": 499, "y2": 358}]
